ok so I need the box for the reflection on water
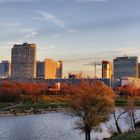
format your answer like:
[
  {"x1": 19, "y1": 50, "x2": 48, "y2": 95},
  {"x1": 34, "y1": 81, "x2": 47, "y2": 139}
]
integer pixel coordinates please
[
  {"x1": 0, "y1": 113, "x2": 108, "y2": 140},
  {"x1": 0, "y1": 109, "x2": 139, "y2": 140}
]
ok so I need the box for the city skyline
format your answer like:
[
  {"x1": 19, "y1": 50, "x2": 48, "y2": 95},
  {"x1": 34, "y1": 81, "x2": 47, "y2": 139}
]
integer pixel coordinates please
[{"x1": 0, "y1": 0, "x2": 140, "y2": 77}]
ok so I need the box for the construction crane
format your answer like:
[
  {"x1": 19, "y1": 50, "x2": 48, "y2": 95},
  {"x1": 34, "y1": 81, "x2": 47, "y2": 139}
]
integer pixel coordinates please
[
  {"x1": 0, "y1": 56, "x2": 3, "y2": 62},
  {"x1": 84, "y1": 62, "x2": 101, "y2": 78}
]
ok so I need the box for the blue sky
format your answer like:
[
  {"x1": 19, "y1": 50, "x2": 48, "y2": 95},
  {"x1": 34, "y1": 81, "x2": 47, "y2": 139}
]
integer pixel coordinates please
[{"x1": 0, "y1": 0, "x2": 140, "y2": 77}]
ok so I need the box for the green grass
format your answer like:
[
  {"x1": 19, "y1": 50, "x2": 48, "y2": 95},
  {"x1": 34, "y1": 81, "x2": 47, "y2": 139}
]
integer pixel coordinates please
[
  {"x1": 110, "y1": 130, "x2": 140, "y2": 140},
  {"x1": 0, "y1": 102, "x2": 13, "y2": 109},
  {"x1": 0, "y1": 96, "x2": 140, "y2": 112},
  {"x1": 0, "y1": 95, "x2": 71, "y2": 111},
  {"x1": 115, "y1": 97, "x2": 127, "y2": 106},
  {"x1": 0, "y1": 102, "x2": 69, "y2": 111},
  {"x1": 115, "y1": 97, "x2": 140, "y2": 106}
]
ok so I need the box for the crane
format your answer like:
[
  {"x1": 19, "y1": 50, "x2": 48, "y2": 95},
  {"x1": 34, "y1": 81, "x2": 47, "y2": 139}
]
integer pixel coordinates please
[
  {"x1": 84, "y1": 62, "x2": 101, "y2": 78},
  {"x1": 0, "y1": 56, "x2": 3, "y2": 62}
]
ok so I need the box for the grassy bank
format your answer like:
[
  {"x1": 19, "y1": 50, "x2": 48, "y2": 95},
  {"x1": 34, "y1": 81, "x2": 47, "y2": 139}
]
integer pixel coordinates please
[
  {"x1": 0, "y1": 96, "x2": 140, "y2": 112},
  {"x1": 109, "y1": 130, "x2": 140, "y2": 140},
  {"x1": 0, "y1": 95, "x2": 71, "y2": 112},
  {"x1": 115, "y1": 97, "x2": 140, "y2": 106}
]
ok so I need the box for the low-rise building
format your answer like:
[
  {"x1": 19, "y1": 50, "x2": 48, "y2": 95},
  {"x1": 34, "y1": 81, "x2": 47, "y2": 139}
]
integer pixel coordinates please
[
  {"x1": 113, "y1": 56, "x2": 138, "y2": 79},
  {"x1": 37, "y1": 58, "x2": 63, "y2": 79},
  {"x1": 0, "y1": 61, "x2": 11, "y2": 78},
  {"x1": 68, "y1": 72, "x2": 83, "y2": 79},
  {"x1": 121, "y1": 77, "x2": 140, "y2": 88}
]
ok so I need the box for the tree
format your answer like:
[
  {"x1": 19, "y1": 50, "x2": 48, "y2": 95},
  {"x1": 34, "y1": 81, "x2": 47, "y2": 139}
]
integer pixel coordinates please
[
  {"x1": 112, "y1": 109, "x2": 127, "y2": 135},
  {"x1": 125, "y1": 85, "x2": 140, "y2": 130},
  {"x1": 70, "y1": 81, "x2": 115, "y2": 140},
  {"x1": 119, "y1": 84, "x2": 140, "y2": 131}
]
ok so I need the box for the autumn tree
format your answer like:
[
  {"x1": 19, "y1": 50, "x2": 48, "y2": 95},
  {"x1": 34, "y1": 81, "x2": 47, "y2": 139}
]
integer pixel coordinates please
[
  {"x1": 59, "y1": 83, "x2": 72, "y2": 95},
  {"x1": 0, "y1": 81, "x2": 48, "y2": 102},
  {"x1": 0, "y1": 81, "x2": 21, "y2": 102},
  {"x1": 124, "y1": 85, "x2": 140, "y2": 130},
  {"x1": 117, "y1": 84, "x2": 140, "y2": 131},
  {"x1": 70, "y1": 81, "x2": 115, "y2": 140}
]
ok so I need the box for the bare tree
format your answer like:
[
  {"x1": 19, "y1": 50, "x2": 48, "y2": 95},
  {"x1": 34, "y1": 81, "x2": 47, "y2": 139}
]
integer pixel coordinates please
[
  {"x1": 126, "y1": 97, "x2": 140, "y2": 130},
  {"x1": 112, "y1": 109, "x2": 127, "y2": 134},
  {"x1": 70, "y1": 81, "x2": 115, "y2": 140},
  {"x1": 123, "y1": 85, "x2": 140, "y2": 131}
]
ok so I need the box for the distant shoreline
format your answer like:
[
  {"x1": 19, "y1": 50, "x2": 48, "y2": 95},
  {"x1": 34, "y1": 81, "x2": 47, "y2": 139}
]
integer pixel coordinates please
[{"x1": 0, "y1": 108, "x2": 68, "y2": 117}]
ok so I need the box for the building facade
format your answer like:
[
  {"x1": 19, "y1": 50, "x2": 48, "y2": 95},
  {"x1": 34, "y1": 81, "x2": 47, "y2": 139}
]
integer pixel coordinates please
[
  {"x1": 138, "y1": 63, "x2": 140, "y2": 78},
  {"x1": 121, "y1": 77, "x2": 140, "y2": 88},
  {"x1": 37, "y1": 58, "x2": 63, "y2": 79},
  {"x1": 68, "y1": 72, "x2": 82, "y2": 79},
  {"x1": 113, "y1": 56, "x2": 138, "y2": 79},
  {"x1": 0, "y1": 61, "x2": 11, "y2": 78},
  {"x1": 11, "y1": 43, "x2": 36, "y2": 80},
  {"x1": 102, "y1": 60, "x2": 112, "y2": 79},
  {"x1": 36, "y1": 61, "x2": 45, "y2": 79},
  {"x1": 56, "y1": 61, "x2": 63, "y2": 78}
]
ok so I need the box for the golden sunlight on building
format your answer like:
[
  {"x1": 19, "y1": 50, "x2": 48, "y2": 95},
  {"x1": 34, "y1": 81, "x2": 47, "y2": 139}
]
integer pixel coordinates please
[
  {"x1": 37, "y1": 58, "x2": 63, "y2": 79},
  {"x1": 102, "y1": 60, "x2": 112, "y2": 79}
]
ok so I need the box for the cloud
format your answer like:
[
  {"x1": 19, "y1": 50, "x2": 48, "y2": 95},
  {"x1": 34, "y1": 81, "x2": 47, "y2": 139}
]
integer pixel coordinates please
[
  {"x1": 0, "y1": 8, "x2": 15, "y2": 11},
  {"x1": 34, "y1": 10, "x2": 75, "y2": 33},
  {"x1": 35, "y1": 10, "x2": 65, "y2": 28},
  {"x1": 58, "y1": 0, "x2": 109, "y2": 3},
  {"x1": 74, "y1": 0, "x2": 109, "y2": 2},
  {"x1": 62, "y1": 46, "x2": 140, "y2": 65},
  {"x1": 3, "y1": 22, "x2": 21, "y2": 27},
  {"x1": 6, "y1": 40, "x2": 23, "y2": 46},
  {"x1": 1, "y1": 26, "x2": 38, "y2": 40},
  {"x1": 0, "y1": 0, "x2": 38, "y2": 2},
  {"x1": 52, "y1": 33, "x2": 63, "y2": 38},
  {"x1": 14, "y1": 27, "x2": 38, "y2": 38},
  {"x1": 25, "y1": 31, "x2": 37, "y2": 38},
  {"x1": 47, "y1": 45, "x2": 56, "y2": 49}
]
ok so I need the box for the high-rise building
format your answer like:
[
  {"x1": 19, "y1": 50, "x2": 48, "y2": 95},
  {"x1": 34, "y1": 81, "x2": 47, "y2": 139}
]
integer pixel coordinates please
[
  {"x1": 102, "y1": 60, "x2": 112, "y2": 79},
  {"x1": 36, "y1": 61, "x2": 45, "y2": 79},
  {"x1": 138, "y1": 63, "x2": 140, "y2": 78},
  {"x1": 37, "y1": 58, "x2": 63, "y2": 79},
  {"x1": 113, "y1": 56, "x2": 138, "y2": 79},
  {"x1": 56, "y1": 61, "x2": 63, "y2": 78},
  {"x1": 11, "y1": 43, "x2": 36, "y2": 79},
  {"x1": 0, "y1": 61, "x2": 11, "y2": 78}
]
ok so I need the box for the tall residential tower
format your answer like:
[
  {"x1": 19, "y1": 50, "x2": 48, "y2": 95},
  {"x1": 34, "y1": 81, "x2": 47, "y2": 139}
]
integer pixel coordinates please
[{"x1": 11, "y1": 43, "x2": 36, "y2": 80}]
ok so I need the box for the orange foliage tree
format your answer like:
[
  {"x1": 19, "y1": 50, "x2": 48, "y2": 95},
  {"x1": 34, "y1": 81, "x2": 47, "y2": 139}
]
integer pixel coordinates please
[
  {"x1": 0, "y1": 81, "x2": 48, "y2": 102},
  {"x1": 70, "y1": 81, "x2": 115, "y2": 140}
]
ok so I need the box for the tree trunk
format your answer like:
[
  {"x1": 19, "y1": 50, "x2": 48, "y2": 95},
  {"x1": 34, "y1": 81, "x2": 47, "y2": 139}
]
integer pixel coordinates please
[
  {"x1": 132, "y1": 109, "x2": 136, "y2": 130},
  {"x1": 115, "y1": 120, "x2": 121, "y2": 134},
  {"x1": 85, "y1": 131, "x2": 91, "y2": 140},
  {"x1": 85, "y1": 132, "x2": 88, "y2": 140},
  {"x1": 113, "y1": 112, "x2": 122, "y2": 134}
]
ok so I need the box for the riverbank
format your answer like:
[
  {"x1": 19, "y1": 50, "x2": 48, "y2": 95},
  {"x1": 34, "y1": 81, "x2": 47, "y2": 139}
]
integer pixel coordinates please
[
  {"x1": 0, "y1": 107, "x2": 68, "y2": 117},
  {"x1": 109, "y1": 130, "x2": 140, "y2": 140},
  {"x1": 0, "y1": 98, "x2": 70, "y2": 117},
  {"x1": 0, "y1": 96, "x2": 140, "y2": 117}
]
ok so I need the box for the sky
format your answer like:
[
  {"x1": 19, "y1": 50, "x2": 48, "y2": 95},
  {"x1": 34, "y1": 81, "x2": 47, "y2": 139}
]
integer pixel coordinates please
[{"x1": 0, "y1": 0, "x2": 140, "y2": 77}]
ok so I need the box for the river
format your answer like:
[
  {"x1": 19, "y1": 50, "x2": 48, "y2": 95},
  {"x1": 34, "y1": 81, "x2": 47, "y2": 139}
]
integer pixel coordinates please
[{"x1": 0, "y1": 108, "x2": 140, "y2": 140}]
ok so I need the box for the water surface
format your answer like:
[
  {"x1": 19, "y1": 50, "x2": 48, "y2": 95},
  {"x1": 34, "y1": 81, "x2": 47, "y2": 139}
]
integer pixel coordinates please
[{"x1": 0, "y1": 109, "x2": 139, "y2": 140}]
